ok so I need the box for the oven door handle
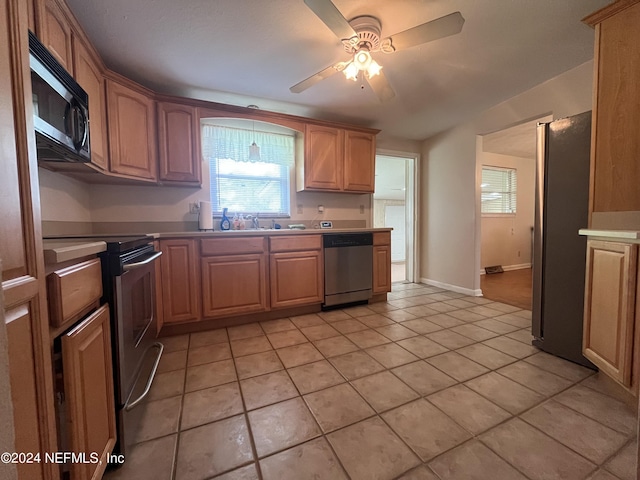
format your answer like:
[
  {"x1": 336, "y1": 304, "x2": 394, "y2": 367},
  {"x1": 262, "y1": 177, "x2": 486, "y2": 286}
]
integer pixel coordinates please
[
  {"x1": 124, "y1": 342, "x2": 164, "y2": 411},
  {"x1": 123, "y1": 251, "x2": 163, "y2": 271}
]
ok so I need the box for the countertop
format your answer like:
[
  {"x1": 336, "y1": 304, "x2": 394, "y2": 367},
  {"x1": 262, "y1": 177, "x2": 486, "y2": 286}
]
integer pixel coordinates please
[
  {"x1": 150, "y1": 227, "x2": 392, "y2": 238},
  {"x1": 42, "y1": 239, "x2": 107, "y2": 264},
  {"x1": 578, "y1": 229, "x2": 640, "y2": 240},
  {"x1": 42, "y1": 228, "x2": 391, "y2": 263}
]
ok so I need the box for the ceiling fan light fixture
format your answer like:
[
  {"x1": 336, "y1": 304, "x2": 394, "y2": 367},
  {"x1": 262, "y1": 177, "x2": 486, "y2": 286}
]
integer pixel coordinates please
[
  {"x1": 343, "y1": 61, "x2": 359, "y2": 81},
  {"x1": 353, "y1": 47, "x2": 372, "y2": 69},
  {"x1": 366, "y1": 59, "x2": 382, "y2": 78}
]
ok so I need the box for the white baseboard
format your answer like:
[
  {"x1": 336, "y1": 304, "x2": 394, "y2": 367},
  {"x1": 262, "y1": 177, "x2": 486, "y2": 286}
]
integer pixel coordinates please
[
  {"x1": 419, "y1": 278, "x2": 483, "y2": 297},
  {"x1": 480, "y1": 263, "x2": 531, "y2": 275}
]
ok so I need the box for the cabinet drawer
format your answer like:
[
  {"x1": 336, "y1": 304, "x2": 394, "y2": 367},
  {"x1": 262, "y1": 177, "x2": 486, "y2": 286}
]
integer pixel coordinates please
[
  {"x1": 47, "y1": 258, "x2": 102, "y2": 327},
  {"x1": 270, "y1": 235, "x2": 322, "y2": 253},
  {"x1": 373, "y1": 232, "x2": 391, "y2": 246},
  {"x1": 201, "y1": 236, "x2": 267, "y2": 256}
]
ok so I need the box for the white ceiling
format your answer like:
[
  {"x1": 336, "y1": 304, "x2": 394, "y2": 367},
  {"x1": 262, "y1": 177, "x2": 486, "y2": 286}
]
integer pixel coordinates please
[{"x1": 65, "y1": 0, "x2": 609, "y2": 141}]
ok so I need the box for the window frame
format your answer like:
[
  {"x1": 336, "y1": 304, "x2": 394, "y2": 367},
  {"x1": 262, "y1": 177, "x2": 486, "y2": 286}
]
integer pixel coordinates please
[{"x1": 480, "y1": 165, "x2": 517, "y2": 216}]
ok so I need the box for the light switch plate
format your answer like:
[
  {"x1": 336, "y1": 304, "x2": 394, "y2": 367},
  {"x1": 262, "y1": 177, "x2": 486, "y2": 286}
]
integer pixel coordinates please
[{"x1": 320, "y1": 221, "x2": 333, "y2": 229}]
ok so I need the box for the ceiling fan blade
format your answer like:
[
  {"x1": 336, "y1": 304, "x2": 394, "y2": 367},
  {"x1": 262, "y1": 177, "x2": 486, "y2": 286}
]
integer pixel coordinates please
[
  {"x1": 304, "y1": 0, "x2": 357, "y2": 40},
  {"x1": 366, "y1": 71, "x2": 396, "y2": 102},
  {"x1": 383, "y1": 11, "x2": 464, "y2": 52},
  {"x1": 290, "y1": 62, "x2": 345, "y2": 93}
]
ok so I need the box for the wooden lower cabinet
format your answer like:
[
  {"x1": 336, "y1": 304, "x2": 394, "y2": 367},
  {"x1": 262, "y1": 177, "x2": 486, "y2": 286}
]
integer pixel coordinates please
[
  {"x1": 583, "y1": 240, "x2": 638, "y2": 387},
  {"x1": 160, "y1": 239, "x2": 201, "y2": 323},
  {"x1": 373, "y1": 232, "x2": 392, "y2": 294},
  {"x1": 61, "y1": 304, "x2": 116, "y2": 480},
  {"x1": 270, "y1": 251, "x2": 323, "y2": 309},
  {"x1": 201, "y1": 254, "x2": 268, "y2": 317}
]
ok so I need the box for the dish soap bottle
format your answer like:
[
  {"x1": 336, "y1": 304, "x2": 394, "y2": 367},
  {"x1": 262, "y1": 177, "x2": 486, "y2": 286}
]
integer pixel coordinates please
[
  {"x1": 238, "y1": 214, "x2": 246, "y2": 230},
  {"x1": 232, "y1": 213, "x2": 240, "y2": 230},
  {"x1": 220, "y1": 208, "x2": 231, "y2": 231}
]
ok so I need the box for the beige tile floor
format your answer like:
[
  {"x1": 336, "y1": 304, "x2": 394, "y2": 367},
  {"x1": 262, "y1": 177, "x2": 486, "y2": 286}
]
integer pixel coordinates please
[{"x1": 105, "y1": 283, "x2": 638, "y2": 480}]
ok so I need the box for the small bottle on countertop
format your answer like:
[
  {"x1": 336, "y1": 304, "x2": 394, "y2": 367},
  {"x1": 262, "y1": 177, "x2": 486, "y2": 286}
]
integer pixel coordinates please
[
  {"x1": 232, "y1": 213, "x2": 239, "y2": 230},
  {"x1": 220, "y1": 208, "x2": 231, "y2": 231},
  {"x1": 238, "y1": 214, "x2": 246, "y2": 230}
]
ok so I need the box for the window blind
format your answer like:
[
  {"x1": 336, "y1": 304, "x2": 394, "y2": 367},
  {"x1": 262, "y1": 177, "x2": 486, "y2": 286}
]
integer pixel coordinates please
[
  {"x1": 202, "y1": 125, "x2": 293, "y2": 216},
  {"x1": 481, "y1": 166, "x2": 517, "y2": 214}
]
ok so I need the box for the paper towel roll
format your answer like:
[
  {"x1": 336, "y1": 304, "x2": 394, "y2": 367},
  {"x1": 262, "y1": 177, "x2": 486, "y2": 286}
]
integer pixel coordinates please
[{"x1": 198, "y1": 201, "x2": 213, "y2": 230}]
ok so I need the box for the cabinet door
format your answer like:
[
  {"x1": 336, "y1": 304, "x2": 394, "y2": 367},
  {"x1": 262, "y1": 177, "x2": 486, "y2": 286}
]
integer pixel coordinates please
[
  {"x1": 201, "y1": 254, "x2": 268, "y2": 317},
  {"x1": 62, "y1": 304, "x2": 116, "y2": 480},
  {"x1": 39, "y1": 0, "x2": 73, "y2": 74},
  {"x1": 372, "y1": 245, "x2": 392, "y2": 294},
  {"x1": 157, "y1": 101, "x2": 201, "y2": 184},
  {"x1": 589, "y1": 2, "x2": 640, "y2": 215},
  {"x1": 583, "y1": 240, "x2": 637, "y2": 386},
  {"x1": 160, "y1": 239, "x2": 201, "y2": 323},
  {"x1": 106, "y1": 79, "x2": 157, "y2": 181},
  {"x1": 2, "y1": 1, "x2": 57, "y2": 478},
  {"x1": 344, "y1": 130, "x2": 375, "y2": 193},
  {"x1": 270, "y1": 251, "x2": 323, "y2": 309},
  {"x1": 73, "y1": 39, "x2": 108, "y2": 170},
  {"x1": 303, "y1": 124, "x2": 343, "y2": 190}
]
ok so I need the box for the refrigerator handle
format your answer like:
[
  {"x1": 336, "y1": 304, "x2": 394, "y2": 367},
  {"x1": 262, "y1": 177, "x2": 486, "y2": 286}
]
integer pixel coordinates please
[{"x1": 532, "y1": 122, "x2": 547, "y2": 340}]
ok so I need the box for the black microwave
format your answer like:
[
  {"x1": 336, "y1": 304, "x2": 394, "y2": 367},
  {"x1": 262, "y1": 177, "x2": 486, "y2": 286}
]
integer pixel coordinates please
[{"x1": 29, "y1": 31, "x2": 90, "y2": 163}]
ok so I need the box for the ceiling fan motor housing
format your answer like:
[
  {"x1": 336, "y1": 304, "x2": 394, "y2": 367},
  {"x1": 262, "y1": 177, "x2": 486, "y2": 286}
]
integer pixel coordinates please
[{"x1": 343, "y1": 15, "x2": 382, "y2": 52}]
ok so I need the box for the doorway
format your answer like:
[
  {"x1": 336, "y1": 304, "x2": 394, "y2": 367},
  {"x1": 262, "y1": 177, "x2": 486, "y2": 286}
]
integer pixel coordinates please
[
  {"x1": 478, "y1": 117, "x2": 549, "y2": 308},
  {"x1": 373, "y1": 153, "x2": 417, "y2": 284}
]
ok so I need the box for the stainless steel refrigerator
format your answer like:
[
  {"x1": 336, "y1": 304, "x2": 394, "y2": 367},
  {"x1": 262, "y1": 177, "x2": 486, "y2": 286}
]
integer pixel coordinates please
[{"x1": 532, "y1": 111, "x2": 595, "y2": 369}]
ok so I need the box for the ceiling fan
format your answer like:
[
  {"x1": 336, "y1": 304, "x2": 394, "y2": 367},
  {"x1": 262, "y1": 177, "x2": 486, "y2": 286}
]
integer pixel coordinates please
[{"x1": 290, "y1": 0, "x2": 465, "y2": 102}]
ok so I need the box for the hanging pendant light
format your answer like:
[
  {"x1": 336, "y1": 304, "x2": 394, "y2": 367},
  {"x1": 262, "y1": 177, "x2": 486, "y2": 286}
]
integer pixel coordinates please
[{"x1": 248, "y1": 120, "x2": 261, "y2": 162}]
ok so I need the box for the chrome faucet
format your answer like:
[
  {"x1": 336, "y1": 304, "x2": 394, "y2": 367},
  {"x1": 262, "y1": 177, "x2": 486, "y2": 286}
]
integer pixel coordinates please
[{"x1": 252, "y1": 213, "x2": 260, "y2": 229}]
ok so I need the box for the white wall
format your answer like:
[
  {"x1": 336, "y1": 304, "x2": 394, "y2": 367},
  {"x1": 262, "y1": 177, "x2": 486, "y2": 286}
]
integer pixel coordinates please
[
  {"x1": 420, "y1": 61, "x2": 595, "y2": 293},
  {"x1": 421, "y1": 123, "x2": 479, "y2": 294},
  {"x1": 480, "y1": 152, "x2": 535, "y2": 270}
]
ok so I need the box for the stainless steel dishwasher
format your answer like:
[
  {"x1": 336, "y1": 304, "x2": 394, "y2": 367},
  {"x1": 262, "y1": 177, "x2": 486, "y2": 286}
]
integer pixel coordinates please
[{"x1": 323, "y1": 233, "x2": 373, "y2": 307}]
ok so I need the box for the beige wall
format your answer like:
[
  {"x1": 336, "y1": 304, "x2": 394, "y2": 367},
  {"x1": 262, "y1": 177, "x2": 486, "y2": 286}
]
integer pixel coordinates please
[
  {"x1": 421, "y1": 123, "x2": 479, "y2": 294},
  {"x1": 39, "y1": 161, "x2": 371, "y2": 229},
  {"x1": 420, "y1": 61, "x2": 594, "y2": 293},
  {"x1": 38, "y1": 168, "x2": 92, "y2": 222},
  {"x1": 480, "y1": 152, "x2": 535, "y2": 270}
]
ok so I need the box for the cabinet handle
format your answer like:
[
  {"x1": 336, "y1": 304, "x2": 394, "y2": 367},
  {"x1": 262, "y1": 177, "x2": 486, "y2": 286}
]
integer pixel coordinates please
[{"x1": 124, "y1": 342, "x2": 164, "y2": 411}]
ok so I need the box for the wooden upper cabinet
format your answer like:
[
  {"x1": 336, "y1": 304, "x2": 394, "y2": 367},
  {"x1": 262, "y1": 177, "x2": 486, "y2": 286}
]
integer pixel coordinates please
[
  {"x1": 584, "y1": 1, "x2": 640, "y2": 223},
  {"x1": 106, "y1": 78, "x2": 157, "y2": 181},
  {"x1": 73, "y1": 38, "x2": 108, "y2": 170},
  {"x1": 344, "y1": 130, "x2": 375, "y2": 193},
  {"x1": 160, "y1": 239, "x2": 201, "y2": 323},
  {"x1": 157, "y1": 101, "x2": 201, "y2": 184},
  {"x1": 300, "y1": 124, "x2": 378, "y2": 193},
  {"x1": 62, "y1": 304, "x2": 116, "y2": 480},
  {"x1": 303, "y1": 124, "x2": 343, "y2": 191},
  {"x1": 39, "y1": 0, "x2": 73, "y2": 75},
  {"x1": 583, "y1": 240, "x2": 637, "y2": 387}
]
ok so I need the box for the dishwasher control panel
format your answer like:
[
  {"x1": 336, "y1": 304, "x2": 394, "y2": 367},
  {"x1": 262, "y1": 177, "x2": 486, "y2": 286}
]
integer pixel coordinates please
[{"x1": 323, "y1": 233, "x2": 373, "y2": 248}]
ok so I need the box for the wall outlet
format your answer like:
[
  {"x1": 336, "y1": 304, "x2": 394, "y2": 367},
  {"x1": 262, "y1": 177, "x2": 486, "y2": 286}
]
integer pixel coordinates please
[
  {"x1": 189, "y1": 202, "x2": 200, "y2": 214},
  {"x1": 317, "y1": 205, "x2": 324, "y2": 214},
  {"x1": 359, "y1": 205, "x2": 365, "y2": 214}
]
